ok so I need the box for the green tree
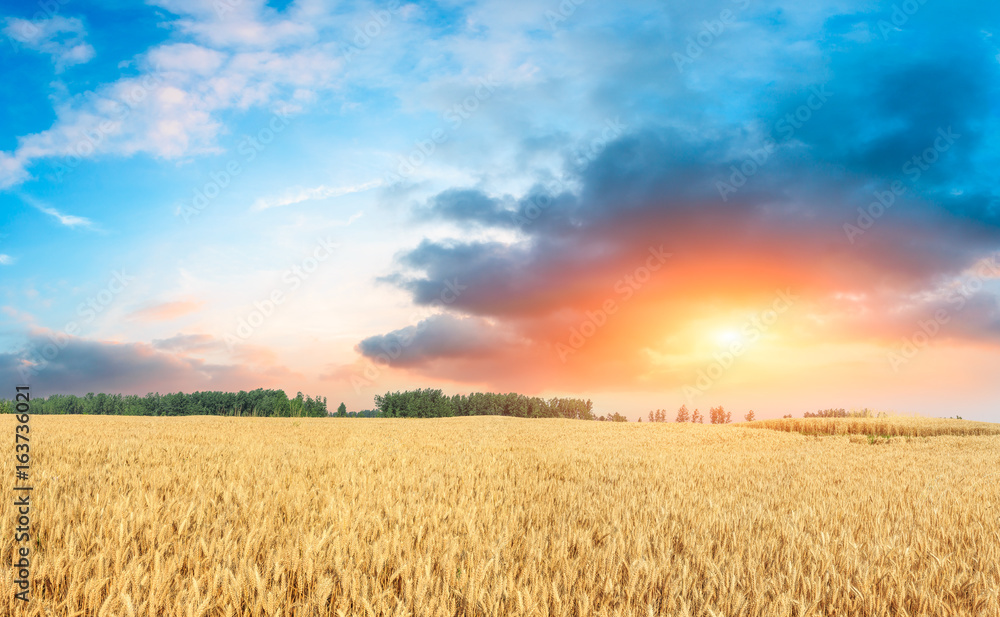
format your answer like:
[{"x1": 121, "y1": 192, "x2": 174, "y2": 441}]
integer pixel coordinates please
[{"x1": 336, "y1": 402, "x2": 347, "y2": 417}]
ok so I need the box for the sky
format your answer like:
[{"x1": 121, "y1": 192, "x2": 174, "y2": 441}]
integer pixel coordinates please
[{"x1": 0, "y1": 0, "x2": 999, "y2": 421}]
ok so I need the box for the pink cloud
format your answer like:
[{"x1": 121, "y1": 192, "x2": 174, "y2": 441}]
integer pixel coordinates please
[{"x1": 127, "y1": 300, "x2": 205, "y2": 322}]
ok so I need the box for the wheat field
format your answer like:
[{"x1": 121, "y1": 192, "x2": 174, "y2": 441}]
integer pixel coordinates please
[
  {"x1": 744, "y1": 415, "x2": 1000, "y2": 438},
  {"x1": 1, "y1": 415, "x2": 998, "y2": 616}
]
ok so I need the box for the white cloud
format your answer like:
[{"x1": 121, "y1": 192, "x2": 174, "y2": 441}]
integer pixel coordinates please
[
  {"x1": 147, "y1": 43, "x2": 226, "y2": 76},
  {"x1": 12, "y1": 63, "x2": 224, "y2": 164},
  {"x1": 19, "y1": 194, "x2": 95, "y2": 229},
  {"x1": 0, "y1": 151, "x2": 27, "y2": 189},
  {"x1": 3, "y1": 36, "x2": 343, "y2": 180},
  {"x1": 0, "y1": 0, "x2": 482, "y2": 191},
  {"x1": 3, "y1": 16, "x2": 95, "y2": 71},
  {"x1": 0, "y1": 254, "x2": 15, "y2": 265},
  {"x1": 251, "y1": 180, "x2": 383, "y2": 211},
  {"x1": 149, "y1": 0, "x2": 318, "y2": 49}
]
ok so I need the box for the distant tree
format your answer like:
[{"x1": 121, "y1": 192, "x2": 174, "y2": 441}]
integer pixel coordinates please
[
  {"x1": 691, "y1": 408, "x2": 703, "y2": 423},
  {"x1": 805, "y1": 408, "x2": 846, "y2": 418},
  {"x1": 336, "y1": 402, "x2": 347, "y2": 417},
  {"x1": 637, "y1": 417, "x2": 642, "y2": 422},
  {"x1": 371, "y1": 389, "x2": 592, "y2": 419},
  {"x1": 675, "y1": 405, "x2": 690, "y2": 423},
  {"x1": 17, "y1": 389, "x2": 327, "y2": 417},
  {"x1": 744, "y1": 410, "x2": 755, "y2": 422},
  {"x1": 648, "y1": 410, "x2": 654, "y2": 423},
  {"x1": 783, "y1": 413, "x2": 793, "y2": 418},
  {"x1": 709, "y1": 405, "x2": 732, "y2": 424}
]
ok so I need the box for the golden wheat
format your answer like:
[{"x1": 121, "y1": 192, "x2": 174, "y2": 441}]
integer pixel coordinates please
[
  {"x1": 1, "y1": 415, "x2": 998, "y2": 616},
  {"x1": 745, "y1": 415, "x2": 1000, "y2": 437}
]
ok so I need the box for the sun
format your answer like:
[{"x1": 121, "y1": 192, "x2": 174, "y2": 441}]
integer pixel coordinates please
[{"x1": 715, "y1": 329, "x2": 742, "y2": 346}]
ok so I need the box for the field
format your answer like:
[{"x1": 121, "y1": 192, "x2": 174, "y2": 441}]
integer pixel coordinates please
[
  {"x1": 744, "y1": 415, "x2": 1000, "y2": 438},
  {"x1": 1, "y1": 416, "x2": 998, "y2": 616}
]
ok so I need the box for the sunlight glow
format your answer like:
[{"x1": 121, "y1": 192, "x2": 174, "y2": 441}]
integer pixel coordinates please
[{"x1": 715, "y1": 329, "x2": 742, "y2": 346}]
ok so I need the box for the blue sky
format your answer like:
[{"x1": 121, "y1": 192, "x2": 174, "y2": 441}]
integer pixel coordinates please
[{"x1": 1, "y1": 0, "x2": 999, "y2": 419}]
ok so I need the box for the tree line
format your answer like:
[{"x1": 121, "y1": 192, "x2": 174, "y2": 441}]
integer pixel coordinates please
[
  {"x1": 0, "y1": 388, "x2": 868, "y2": 422},
  {"x1": 371, "y1": 389, "x2": 603, "y2": 419},
  {"x1": 0, "y1": 389, "x2": 328, "y2": 417},
  {"x1": 644, "y1": 405, "x2": 757, "y2": 423},
  {"x1": 803, "y1": 408, "x2": 874, "y2": 418},
  {"x1": 0, "y1": 388, "x2": 613, "y2": 420}
]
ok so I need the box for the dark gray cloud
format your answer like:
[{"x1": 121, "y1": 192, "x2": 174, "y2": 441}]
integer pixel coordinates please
[
  {"x1": 152, "y1": 333, "x2": 221, "y2": 353},
  {"x1": 355, "y1": 0, "x2": 1000, "y2": 389},
  {"x1": 356, "y1": 314, "x2": 525, "y2": 367},
  {"x1": 386, "y1": 124, "x2": 1000, "y2": 316},
  {"x1": 0, "y1": 332, "x2": 297, "y2": 394},
  {"x1": 418, "y1": 189, "x2": 518, "y2": 227}
]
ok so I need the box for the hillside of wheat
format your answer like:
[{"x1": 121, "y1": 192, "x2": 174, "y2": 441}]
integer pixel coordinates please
[
  {"x1": 2, "y1": 415, "x2": 998, "y2": 616},
  {"x1": 744, "y1": 415, "x2": 1000, "y2": 438}
]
